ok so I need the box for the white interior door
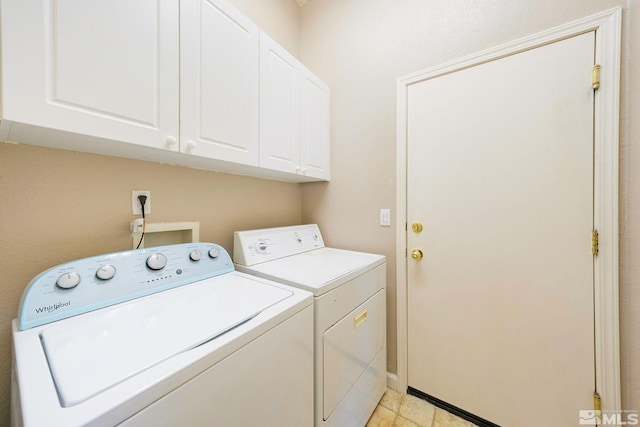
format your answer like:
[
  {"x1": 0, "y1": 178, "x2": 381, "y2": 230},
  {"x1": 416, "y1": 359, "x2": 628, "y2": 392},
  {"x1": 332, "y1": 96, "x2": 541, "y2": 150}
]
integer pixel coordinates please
[{"x1": 406, "y1": 32, "x2": 595, "y2": 427}]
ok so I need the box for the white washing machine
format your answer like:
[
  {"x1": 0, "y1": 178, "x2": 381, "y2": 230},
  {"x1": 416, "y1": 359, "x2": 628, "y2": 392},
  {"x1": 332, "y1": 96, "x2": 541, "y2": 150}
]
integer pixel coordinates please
[
  {"x1": 234, "y1": 224, "x2": 386, "y2": 427},
  {"x1": 11, "y1": 243, "x2": 314, "y2": 427}
]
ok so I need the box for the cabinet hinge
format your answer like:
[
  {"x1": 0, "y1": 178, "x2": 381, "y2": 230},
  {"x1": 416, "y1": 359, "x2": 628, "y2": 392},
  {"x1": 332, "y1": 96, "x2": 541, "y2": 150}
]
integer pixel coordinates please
[
  {"x1": 592, "y1": 230, "x2": 599, "y2": 256},
  {"x1": 592, "y1": 65, "x2": 601, "y2": 90}
]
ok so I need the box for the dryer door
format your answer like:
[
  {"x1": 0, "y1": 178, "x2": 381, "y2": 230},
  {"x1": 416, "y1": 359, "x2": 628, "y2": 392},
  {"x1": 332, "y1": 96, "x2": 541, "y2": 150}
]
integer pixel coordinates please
[{"x1": 322, "y1": 289, "x2": 385, "y2": 420}]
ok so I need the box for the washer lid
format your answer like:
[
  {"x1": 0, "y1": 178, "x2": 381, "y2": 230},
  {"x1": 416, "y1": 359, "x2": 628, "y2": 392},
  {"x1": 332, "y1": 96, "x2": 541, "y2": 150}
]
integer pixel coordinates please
[
  {"x1": 40, "y1": 273, "x2": 292, "y2": 407},
  {"x1": 239, "y1": 248, "x2": 385, "y2": 296}
]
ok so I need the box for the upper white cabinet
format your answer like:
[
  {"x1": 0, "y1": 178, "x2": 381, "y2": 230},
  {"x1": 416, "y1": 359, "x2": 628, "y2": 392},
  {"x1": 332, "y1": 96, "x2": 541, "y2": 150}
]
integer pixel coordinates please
[
  {"x1": 259, "y1": 33, "x2": 330, "y2": 180},
  {"x1": 259, "y1": 33, "x2": 300, "y2": 175},
  {"x1": 1, "y1": 0, "x2": 180, "y2": 151},
  {"x1": 180, "y1": 0, "x2": 259, "y2": 165},
  {"x1": 300, "y1": 67, "x2": 331, "y2": 181},
  {"x1": 0, "y1": 0, "x2": 329, "y2": 182}
]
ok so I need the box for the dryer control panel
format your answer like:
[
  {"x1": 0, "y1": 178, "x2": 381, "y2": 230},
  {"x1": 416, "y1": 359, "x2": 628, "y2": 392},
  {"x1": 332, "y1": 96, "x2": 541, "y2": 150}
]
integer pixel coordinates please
[
  {"x1": 233, "y1": 224, "x2": 325, "y2": 266},
  {"x1": 18, "y1": 243, "x2": 234, "y2": 330}
]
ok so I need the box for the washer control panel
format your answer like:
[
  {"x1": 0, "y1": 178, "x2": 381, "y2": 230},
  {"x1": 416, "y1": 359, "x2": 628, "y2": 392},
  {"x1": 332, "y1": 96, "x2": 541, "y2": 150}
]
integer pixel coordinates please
[
  {"x1": 233, "y1": 224, "x2": 325, "y2": 266},
  {"x1": 18, "y1": 243, "x2": 233, "y2": 330}
]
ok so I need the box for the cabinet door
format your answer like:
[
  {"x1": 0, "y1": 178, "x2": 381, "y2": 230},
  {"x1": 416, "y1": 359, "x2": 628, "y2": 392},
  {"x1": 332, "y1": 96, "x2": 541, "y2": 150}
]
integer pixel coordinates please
[
  {"x1": 1, "y1": 0, "x2": 180, "y2": 151},
  {"x1": 259, "y1": 32, "x2": 301, "y2": 174},
  {"x1": 300, "y1": 68, "x2": 331, "y2": 180},
  {"x1": 180, "y1": 0, "x2": 259, "y2": 165}
]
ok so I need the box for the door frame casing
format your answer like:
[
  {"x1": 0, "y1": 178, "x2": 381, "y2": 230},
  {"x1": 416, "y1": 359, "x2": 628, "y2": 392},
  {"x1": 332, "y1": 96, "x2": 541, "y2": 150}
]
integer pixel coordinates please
[{"x1": 395, "y1": 7, "x2": 621, "y2": 412}]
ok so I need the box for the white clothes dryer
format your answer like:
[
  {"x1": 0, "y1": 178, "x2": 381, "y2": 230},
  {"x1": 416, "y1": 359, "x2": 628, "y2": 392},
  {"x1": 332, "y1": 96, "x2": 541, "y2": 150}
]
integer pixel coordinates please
[
  {"x1": 11, "y1": 243, "x2": 314, "y2": 427},
  {"x1": 234, "y1": 224, "x2": 386, "y2": 427}
]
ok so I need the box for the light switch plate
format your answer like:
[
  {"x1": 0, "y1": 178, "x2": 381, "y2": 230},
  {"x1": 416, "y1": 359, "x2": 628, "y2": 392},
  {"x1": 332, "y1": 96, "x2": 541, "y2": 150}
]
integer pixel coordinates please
[{"x1": 380, "y1": 209, "x2": 391, "y2": 227}]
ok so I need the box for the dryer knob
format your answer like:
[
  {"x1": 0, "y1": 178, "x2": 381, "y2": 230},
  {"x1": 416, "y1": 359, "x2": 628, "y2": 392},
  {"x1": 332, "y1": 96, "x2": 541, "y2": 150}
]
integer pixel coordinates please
[
  {"x1": 208, "y1": 248, "x2": 220, "y2": 259},
  {"x1": 256, "y1": 241, "x2": 268, "y2": 253},
  {"x1": 146, "y1": 253, "x2": 167, "y2": 270},
  {"x1": 56, "y1": 272, "x2": 81, "y2": 289}
]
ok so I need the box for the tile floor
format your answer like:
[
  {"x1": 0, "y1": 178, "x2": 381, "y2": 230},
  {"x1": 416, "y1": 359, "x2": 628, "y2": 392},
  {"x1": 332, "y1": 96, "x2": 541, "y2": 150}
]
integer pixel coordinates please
[{"x1": 367, "y1": 388, "x2": 478, "y2": 427}]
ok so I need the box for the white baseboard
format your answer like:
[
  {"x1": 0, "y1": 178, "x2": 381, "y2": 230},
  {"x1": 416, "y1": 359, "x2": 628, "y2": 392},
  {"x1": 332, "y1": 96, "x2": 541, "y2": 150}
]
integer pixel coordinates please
[{"x1": 386, "y1": 372, "x2": 399, "y2": 391}]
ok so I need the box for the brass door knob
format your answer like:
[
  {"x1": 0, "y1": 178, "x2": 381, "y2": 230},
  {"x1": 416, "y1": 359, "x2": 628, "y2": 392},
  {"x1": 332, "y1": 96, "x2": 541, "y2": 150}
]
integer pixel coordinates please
[
  {"x1": 411, "y1": 222, "x2": 423, "y2": 233},
  {"x1": 411, "y1": 249, "x2": 423, "y2": 260}
]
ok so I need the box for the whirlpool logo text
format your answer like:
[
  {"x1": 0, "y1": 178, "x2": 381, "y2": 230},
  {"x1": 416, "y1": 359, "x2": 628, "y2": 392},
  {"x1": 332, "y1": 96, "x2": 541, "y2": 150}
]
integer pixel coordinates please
[{"x1": 35, "y1": 301, "x2": 71, "y2": 314}]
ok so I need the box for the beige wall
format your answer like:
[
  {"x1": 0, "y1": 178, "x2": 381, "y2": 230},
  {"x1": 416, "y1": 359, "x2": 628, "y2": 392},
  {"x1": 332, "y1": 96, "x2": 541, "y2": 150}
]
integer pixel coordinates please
[
  {"x1": 299, "y1": 0, "x2": 639, "y2": 411},
  {"x1": 230, "y1": 0, "x2": 300, "y2": 56},
  {"x1": 0, "y1": 1, "x2": 301, "y2": 425}
]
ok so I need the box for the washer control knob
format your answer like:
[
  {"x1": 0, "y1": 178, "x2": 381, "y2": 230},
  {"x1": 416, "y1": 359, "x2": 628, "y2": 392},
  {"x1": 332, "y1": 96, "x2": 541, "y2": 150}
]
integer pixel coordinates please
[
  {"x1": 146, "y1": 253, "x2": 167, "y2": 270},
  {"x1": 190, "y1": 250, "x2": 202, "y2": 261},
  {"x1": 56, "y1": 272, "x2": 81, "y2": 289},
  {"x1": 96, "y1": 265, "x2": 116, "y2": 280},
  {"x1": 208, "y1": 248, "x2": 220, "y2": 259},
  {"x1": 256, "y1": 240, "x2": 268, "y2": 253}
]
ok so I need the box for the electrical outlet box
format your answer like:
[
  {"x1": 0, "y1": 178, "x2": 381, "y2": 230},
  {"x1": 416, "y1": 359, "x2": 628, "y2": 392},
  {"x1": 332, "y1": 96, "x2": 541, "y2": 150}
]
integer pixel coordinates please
[
  {"x1": 130, "y1": 218, "x2": 144, "y2": 235},
  {"x1": 132, "y1": 190, "x2": 151, "y2": 215}
]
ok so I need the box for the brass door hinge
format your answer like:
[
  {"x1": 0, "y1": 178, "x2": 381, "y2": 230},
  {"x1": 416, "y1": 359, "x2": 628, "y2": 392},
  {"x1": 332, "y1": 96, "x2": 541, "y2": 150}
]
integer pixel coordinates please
[
  {"x1": 592, "y1": 65, "x2": 601, "y2": 90},
  {"x1": 592, "y1": 230, "x2": 599, "y2": 255},
  {"x1": 592, "y1": 392, "x2": 602, "y2": 424}
]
